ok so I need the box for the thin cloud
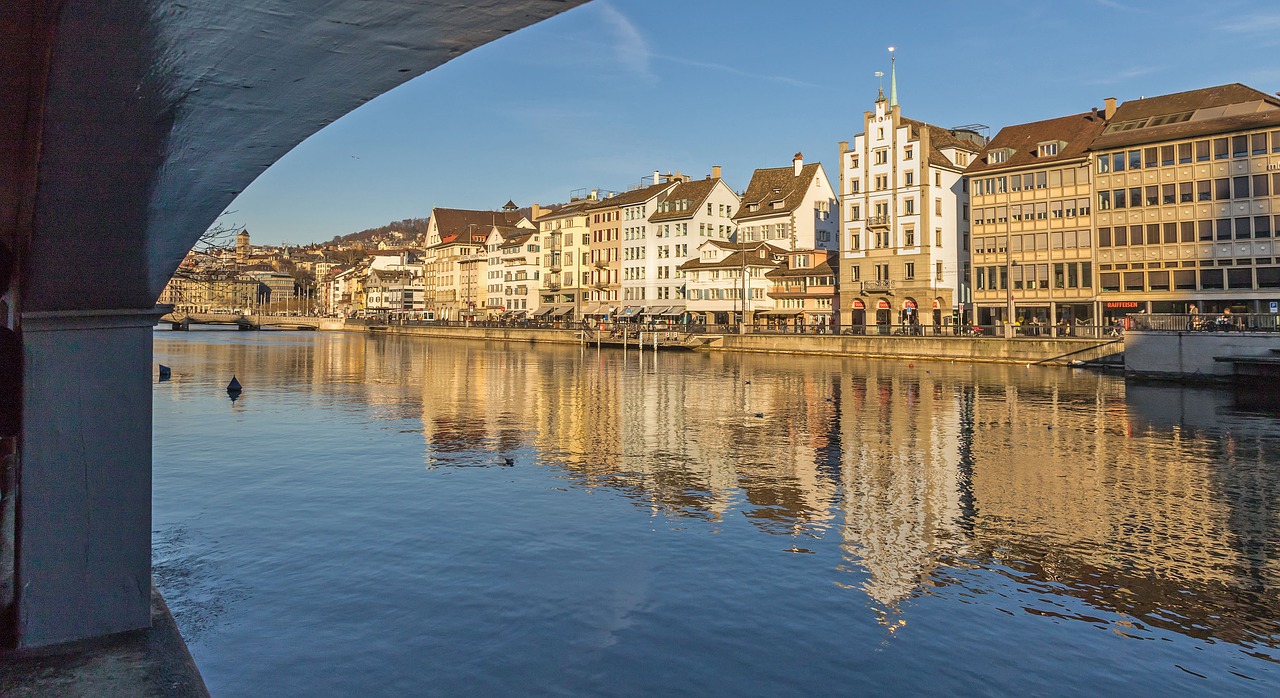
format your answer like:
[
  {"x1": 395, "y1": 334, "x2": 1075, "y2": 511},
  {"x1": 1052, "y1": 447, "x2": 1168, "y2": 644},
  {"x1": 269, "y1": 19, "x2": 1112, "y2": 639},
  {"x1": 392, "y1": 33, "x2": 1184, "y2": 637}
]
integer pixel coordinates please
[
  {"x1": 1218, "y1": 13, "x2": 1280, "y2": 35},
  {"x1": 1084, "y1": 65, "x2": 1162, "y2": 86},
  {"x1": 652, "y1": 53, "x2": 821, "y2": 90},
  {"x1": 1093, "y1": 0, "x2": 1142, "y2": 12},
  {"x1": 596, "y1": 2, "x2": 655, "y2": 83}
]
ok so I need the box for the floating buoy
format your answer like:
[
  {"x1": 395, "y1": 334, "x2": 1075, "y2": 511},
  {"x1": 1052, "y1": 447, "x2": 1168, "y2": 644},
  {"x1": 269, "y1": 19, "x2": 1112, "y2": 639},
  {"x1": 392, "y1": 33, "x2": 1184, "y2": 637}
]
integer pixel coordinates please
[{"x1": 226, "y1": 376, "x2": 242, "y2": 395}]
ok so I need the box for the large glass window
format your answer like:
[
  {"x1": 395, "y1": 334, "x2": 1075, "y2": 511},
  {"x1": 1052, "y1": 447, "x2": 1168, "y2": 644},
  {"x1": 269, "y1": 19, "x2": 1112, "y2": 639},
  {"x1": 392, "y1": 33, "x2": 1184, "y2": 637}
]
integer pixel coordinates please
[
  {"x1": 1234, "y1": 176, "x2": 1251, "y2": 199},
  {"x1": 1180, "y1": 182, "x2": 1193, "y2": 203},
  {"x1": 1197, "y1": 180, "x2": 1212, "y2": 201},
  {"x1": 1200, "y1": 268, "x2": 1225, "y2": 289},
  {"x1": 1232, "y1": 136, "x2": 1249, "y2": 158},
  {"x1": 1161, "y1": 145, "x2": 1176, "y2": 166},
  {"x1": 1098, "y1": 227, "x2": 1112, "y2": 247},
  {"x1": 1253, "y1": 133, "x2": 1268, "y2": 155},
  {"x1": 1178, "y1": 142, "x2": 1193, "y2": 163},
  {"x1": 1181, "y1": 221, "x2": 1195, "y2": 243},
  {"x1": 1217, "y1": 219, "x2": 1233, "y2": 241},
  {"x1": 1195, "y1": 140, "x2": 1211, "y2": 162},
  {"x1": 1129, "y1": 150, "x2": 1142, "y2": 170},
  {"x1": 1114, "y1": 226, "x2": 1128, "y2": 246},
  {"x1": 1081, "y1": 262, "x2": 1092, "y2": 286},
  {"x1": 1163, "y1": 222, "x2": 1177, "y2": 244},
  {"x1": 1149, "y1": 271, "x2": 1170, "y2": 291},
  {"x1": 1198, "y1": 220, "x2": 1214, "y2": 241},
  {"x1": 1099, "y1": 272, "x2": 1121, "y2": 292},
  {"x1": 1098, "y1": 191, "x2": 1111, "y2": 210},
  {"x1": 1227, "y1": 268, "x2": 1252, "y2": 289},
  {"x1": 1213, "y1": 137, "x2": 1230, "y2": 160},
  {"x1": 1257, "y1": 215, "x2": 1273, "y2": 238},
  {"x1": 1114, "y1": 189, "x2": 1127, "y2": 209},
  {"x1": 1113, "y1": 152, "x2": 1126, "y2": 172},
  {"x1": 1215, "y1": 178, "x2": 1232, "y2": 201},
  {"x1": 1147, "y1": 224, "x2": 1161, "y2": 245},
  {"x1": 1253, "y1": 174, "x2": 1270, "y2": 197},
  {"x1": 1259, "y1": 267, "x2": 1280, "y2": 288}
]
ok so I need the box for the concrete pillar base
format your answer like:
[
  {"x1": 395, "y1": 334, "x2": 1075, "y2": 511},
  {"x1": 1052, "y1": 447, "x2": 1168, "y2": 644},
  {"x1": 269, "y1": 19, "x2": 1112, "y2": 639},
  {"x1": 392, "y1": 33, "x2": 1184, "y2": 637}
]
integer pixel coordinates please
[{"x1": 17, "y1": 308, "x2": 163, "y2": 648}]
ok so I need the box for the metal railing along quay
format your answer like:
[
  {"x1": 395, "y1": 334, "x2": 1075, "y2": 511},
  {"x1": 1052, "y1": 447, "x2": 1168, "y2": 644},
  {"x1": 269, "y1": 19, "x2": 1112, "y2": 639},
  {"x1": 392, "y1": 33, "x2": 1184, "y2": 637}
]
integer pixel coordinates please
[{"x1": 1128, "y1": 313, "x2": 1280, "y2": 333}]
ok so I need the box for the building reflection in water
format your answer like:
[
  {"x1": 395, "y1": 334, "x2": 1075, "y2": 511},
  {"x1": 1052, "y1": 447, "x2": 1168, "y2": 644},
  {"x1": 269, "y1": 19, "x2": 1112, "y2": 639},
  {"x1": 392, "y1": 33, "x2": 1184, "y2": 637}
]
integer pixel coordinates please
[{"x1": 178, "y1": 330, "x2": 1278, "y2": 659}]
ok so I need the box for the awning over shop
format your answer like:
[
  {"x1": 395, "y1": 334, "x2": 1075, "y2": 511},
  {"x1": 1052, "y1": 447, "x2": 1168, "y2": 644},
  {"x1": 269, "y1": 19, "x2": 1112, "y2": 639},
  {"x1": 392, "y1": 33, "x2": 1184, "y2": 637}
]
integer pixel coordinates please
[
  {"x1": 620, "y1": 306, "x2": 641, "y2": 317},
  {"x1": 534, "y1": 307, "x2": 555, "y2": 317},
  {"x1": 644, "y1": 306, "x2": 669, "y2": 316},
  {"x1": 581, "y1": 303, "x2": 602, "y2": 315},
  {"x1": 553, "y1": 307, "x2": 574, "y2": 317},
  {"x1": 660, "y1": 306, "x2": 685, "y2": 316}
]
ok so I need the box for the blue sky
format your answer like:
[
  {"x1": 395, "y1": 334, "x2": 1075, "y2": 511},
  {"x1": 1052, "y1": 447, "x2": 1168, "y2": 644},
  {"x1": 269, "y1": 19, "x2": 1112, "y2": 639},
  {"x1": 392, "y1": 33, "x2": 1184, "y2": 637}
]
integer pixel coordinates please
[{"x1": 229, "y1": 0, "x2": 1280, "y2": 246}]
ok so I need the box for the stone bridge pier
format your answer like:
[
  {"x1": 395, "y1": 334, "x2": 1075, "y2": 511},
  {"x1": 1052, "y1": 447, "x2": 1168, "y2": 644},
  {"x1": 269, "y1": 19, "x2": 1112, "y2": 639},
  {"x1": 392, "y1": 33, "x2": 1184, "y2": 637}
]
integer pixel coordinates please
[{"x1": 2, "y1": 0, "x2": 586, "y2": 649}]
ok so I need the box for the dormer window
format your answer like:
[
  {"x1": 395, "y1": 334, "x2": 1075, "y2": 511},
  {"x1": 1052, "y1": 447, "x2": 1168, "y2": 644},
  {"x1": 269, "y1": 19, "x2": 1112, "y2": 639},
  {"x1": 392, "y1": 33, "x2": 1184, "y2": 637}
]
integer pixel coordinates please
[
  {"x1": 748, "y1": 203, "x2": 759, "y2": 212},
  {"x1": 1037, "y1": 141, "x2": 1063, "y2": 157},
  {"x1": 989, "y1": 148, "x2": 1012, "y2": 164}
]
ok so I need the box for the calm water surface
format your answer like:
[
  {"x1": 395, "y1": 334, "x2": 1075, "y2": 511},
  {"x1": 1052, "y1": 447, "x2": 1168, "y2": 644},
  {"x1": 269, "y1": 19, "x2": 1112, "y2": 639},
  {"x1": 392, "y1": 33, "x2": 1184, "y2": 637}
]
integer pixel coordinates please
[{"x1": 152, "y1": 330, "x2": 1280, "y2": 696}]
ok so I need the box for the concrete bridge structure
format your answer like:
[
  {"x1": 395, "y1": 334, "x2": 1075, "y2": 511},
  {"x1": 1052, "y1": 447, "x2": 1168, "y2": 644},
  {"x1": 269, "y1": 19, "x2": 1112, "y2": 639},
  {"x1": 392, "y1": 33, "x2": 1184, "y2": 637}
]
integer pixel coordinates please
[{"x1": 2, "y1": 0, "x2": 588, "y2": 649}]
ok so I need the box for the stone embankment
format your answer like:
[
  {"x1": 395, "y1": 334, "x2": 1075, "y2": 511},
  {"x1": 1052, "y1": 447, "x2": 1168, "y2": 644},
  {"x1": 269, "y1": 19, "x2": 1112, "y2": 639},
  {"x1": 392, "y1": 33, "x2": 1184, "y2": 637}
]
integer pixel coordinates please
[{"x1": 353, "y1": 323, "x2": 1124, "y2": 367}]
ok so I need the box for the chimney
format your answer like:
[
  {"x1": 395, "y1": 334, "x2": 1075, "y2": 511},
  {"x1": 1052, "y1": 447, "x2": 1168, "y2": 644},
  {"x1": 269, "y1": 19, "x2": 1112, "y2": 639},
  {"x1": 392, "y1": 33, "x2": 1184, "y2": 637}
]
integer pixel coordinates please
[
  {"x1": 654, "y1": 170, "x2": 661, "y2": 185},
  {"x1": 590, "y1": 189, "x2": 599, "y2": 201},
  {"x1": 712, "y1": 165, "x2": 722, "y2": 179},
  {"x1": 1104, "y1": 97, "x2": 1117, "y2": 120},
  {"x1": 530, "y1": 203, "x2": 541, "y2": 221},
  {"x1": 1090, "y1": 106, "x2": 1099, "y2": 121},
  {"x1": 793, "y1": 152, "x2": 803, "y2": 176}
]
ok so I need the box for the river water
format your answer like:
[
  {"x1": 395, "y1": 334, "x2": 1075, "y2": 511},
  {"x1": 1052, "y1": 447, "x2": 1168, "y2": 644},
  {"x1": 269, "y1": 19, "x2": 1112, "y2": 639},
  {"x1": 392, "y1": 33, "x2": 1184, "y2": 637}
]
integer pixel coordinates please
[{"x1": 152, "y1": 329, "x2": 1280, "y2": 696}]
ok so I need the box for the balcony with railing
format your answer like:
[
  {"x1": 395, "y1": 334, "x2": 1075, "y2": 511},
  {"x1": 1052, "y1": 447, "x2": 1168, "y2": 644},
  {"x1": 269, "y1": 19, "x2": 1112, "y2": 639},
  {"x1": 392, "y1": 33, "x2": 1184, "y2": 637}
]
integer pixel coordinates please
[
  {"x1": 865, "y1": 215, "x2": 890, "y2": 230},
  {"x1": 860, "y1": 279, "x2": 894, "y2": 294}
]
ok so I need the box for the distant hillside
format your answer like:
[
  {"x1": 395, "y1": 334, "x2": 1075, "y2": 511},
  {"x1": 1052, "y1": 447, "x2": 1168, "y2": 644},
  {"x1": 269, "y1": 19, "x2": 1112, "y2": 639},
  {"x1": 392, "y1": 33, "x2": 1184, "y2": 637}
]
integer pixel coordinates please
[{"x1": 328, "y1": 217, "x2": 430, "y2": 246}]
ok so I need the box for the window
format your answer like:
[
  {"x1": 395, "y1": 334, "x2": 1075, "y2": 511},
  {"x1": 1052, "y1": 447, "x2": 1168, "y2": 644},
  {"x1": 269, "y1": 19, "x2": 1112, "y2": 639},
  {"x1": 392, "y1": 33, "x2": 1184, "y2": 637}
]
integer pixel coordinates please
[
  {"x1": 1196, "y1": 140, "x2": 1210, "y2": 162},
  {"x1": 1216, "y1": 178, "x2": 1232, "y2": 201},
  {"x1": 1129, "y1": 150, "x2": 1141, "y2": 170},
  {"x1": 905, "y1": 262, "x2": 915, "y2": 279},
  {"x1": 850, "y1": 233, "x2": 861, "y2": 250},
  {"x1": 905, "y1": 229, "x2": 915, "y2": 246},
  {"x1": 936, "y1": 228, "x2": 943, "y2": 247},
  {"x1": 1098, "y1": 191, "x2": 1111, "y2": 210},
  {"x1": 1255, "y1": 174, "x2": 1271, "y2": 197},
  {"x1": 1232, "y1": 175, "x2": 1251, "y2": 199},
  {"x1": 1232, "y1": 136, "x2": 1249, "y2": 158},
  {"x1": 875, "y1": 149, "x2": 888, "y2": 164},
  {"x1": 1214, "y1": 137, "x2": 1230, "y2": 160},
  {"x1": 936, "y1": 261, "x2": 944, "y2": 281},
  {"x1": 905, "y1": 199, "x2": 915, "y2": 215},
  {"x1": 904, "y1": 147, "x2": 913, "y2": 160},
  {"x1": 990, "y1": 150, "x2": 1008, "y2": 164},
  {"x1": 1038, "y1": 142, "x2": 1059, "y2": 157},
  {"x1": 851, "y1": 179, "x2": 861, "y2": 193},
  {"x1": 851, "y1": 204, "x2": 861, "y2": 220},
  {"x1": 905, "y1": 171, "x2": 914, "y2": 186}
]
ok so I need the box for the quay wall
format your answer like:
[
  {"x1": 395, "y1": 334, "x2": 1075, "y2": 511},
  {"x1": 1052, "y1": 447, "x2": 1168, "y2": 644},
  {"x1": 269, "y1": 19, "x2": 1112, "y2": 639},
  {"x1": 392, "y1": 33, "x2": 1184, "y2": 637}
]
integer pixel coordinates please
[
  {"x1": 1124, "y1": 330, "x2": 1280, "y2": 381},
  {"x1": 363, "y1": 324, "x2": 1123, "y2": 366}
]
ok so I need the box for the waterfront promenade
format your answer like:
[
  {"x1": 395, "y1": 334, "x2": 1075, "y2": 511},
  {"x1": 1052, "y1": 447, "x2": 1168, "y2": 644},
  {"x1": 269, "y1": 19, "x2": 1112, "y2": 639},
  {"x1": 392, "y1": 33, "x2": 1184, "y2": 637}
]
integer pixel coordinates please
[{"x1": 351, "y1": 318, "x2": 1125, "y2": 367}]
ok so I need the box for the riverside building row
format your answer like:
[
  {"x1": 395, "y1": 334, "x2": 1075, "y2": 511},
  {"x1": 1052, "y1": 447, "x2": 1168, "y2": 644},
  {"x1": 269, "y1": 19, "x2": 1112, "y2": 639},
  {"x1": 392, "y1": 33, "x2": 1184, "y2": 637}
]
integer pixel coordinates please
[{"x1": 165, "y1": 80, "x2": 1280, "y2": 333}]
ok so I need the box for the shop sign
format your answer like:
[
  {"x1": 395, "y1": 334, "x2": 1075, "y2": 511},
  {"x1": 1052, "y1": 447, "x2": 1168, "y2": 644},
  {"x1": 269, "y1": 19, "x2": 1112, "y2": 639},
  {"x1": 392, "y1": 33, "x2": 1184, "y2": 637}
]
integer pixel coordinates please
[
  {"x1": 851, "y1": 299, "x2": 865, "y2": 310},
  {"x1": 876, "y1": 299, "x2": 891, "y2": 310},
  {"x1": 903, "y1": 300, "x2": 918, "y2": 310},
  {"x1": 1104, "y1": 301, "x2": 1140, "y2": 309}
]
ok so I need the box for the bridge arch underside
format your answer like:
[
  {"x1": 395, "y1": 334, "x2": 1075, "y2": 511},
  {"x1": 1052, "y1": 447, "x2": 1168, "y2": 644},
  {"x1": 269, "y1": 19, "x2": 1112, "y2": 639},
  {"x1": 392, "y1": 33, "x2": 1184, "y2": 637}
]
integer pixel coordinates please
[{"x1": 2, "y1": 0, "x2": 588, "y2": 648}]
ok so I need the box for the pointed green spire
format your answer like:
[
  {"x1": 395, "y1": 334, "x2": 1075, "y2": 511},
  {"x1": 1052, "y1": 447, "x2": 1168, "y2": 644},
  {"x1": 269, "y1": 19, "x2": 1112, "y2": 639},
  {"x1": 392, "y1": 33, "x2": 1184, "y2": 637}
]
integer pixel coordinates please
[{"x1": 889, "y1": 49, "x2": 898, "y2": 108}]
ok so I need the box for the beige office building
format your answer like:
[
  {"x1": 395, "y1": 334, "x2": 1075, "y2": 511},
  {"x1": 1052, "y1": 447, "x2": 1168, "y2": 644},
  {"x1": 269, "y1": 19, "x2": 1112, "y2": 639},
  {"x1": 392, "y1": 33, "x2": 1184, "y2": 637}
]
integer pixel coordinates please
[{"x1": 966, "y1": 111, "x2": 1107, "y2": 331}]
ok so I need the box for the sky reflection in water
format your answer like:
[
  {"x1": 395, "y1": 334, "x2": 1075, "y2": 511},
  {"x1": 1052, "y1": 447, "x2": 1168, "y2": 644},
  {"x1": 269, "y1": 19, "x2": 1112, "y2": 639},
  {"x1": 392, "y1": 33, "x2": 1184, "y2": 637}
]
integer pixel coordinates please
[{"x1": 153, "y1": 330, "x2": 1279, "y2": 696}]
